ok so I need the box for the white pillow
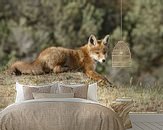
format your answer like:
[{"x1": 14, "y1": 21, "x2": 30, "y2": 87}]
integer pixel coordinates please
[
  {"x1": 87, "y1": 83, "x2": 97, "y2": 102},
  {"x1": 15, "y1": 82, "x2": 24, "y2": 103},
  {"x1": 15, "y1": 82, "x2": 97, "y2": 102},
  {"x1": 15, "y1": 82, "x2": 59, "y2": 103},
  {"x1": 58, "y1": 82, "x2": 97, "y2": 101}
]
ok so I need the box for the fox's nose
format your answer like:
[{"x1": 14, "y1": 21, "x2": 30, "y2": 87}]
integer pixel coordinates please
[{"x1": 102, "y1": 59, "x2": 106, "y2": 63}]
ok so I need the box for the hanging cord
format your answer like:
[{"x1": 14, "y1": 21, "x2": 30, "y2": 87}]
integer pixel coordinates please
[{"x1": 120, "y1": 0, "x2": 123, "y2": 40}]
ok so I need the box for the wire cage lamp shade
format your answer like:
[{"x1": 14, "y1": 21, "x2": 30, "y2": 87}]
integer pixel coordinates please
[{"x1": 112, "y1": 41, "x2": 132, "y2": 67}]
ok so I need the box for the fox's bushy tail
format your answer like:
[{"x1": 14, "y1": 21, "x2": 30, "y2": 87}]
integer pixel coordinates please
[{"x1": 7, "y1": 60, "x2": 44, "y2": 75}]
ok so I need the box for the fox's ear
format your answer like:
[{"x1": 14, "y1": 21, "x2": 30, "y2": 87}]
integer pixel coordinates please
[
  {"x1": 103, "y1": 35, "x2": 110, "y2": 45},
  {"x1": 88, "y1": 34, "x2": 97, "y2": 46}
]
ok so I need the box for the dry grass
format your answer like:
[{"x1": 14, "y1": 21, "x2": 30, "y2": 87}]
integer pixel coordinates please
[{"x1": 0, "y1": 71, "x2": 163, "y2": 112}]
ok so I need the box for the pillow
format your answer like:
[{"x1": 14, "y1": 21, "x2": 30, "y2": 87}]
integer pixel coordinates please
[
  {"x1": 58, "y1": 83, "x2": 97, "y2": 101},
  {"x1": 22, "y1": 86, "x2": 51, "y2": 100},
  {"x1": 59, "y1": 84, "x2": 88, "y2": 99},
  {"x1": 15, "y1": 82, "x2": 58, "y2": 102},
  {"x1": 87, "y1": 83, "x2": 97, "y2": 101},
  {"x1": 32, "y1": 93, "x2": 74, "y2": 99}
]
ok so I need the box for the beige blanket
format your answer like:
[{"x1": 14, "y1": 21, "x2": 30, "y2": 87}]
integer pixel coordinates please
[{"x1": 0, "y1": 98, "x2": 125, "y2": 130}]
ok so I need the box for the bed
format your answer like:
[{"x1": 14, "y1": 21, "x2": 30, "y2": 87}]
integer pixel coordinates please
[
  {"x1": 0, "y1": 82, "x2": 127, "y2": 130},
  {"x1": 0, "y1": 98, "x2": 125, "y2": 130}
]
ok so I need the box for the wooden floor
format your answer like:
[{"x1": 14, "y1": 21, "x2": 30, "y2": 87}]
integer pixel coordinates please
[{"x1": 128, "y1": 113, "x2": 163, "y2": 130}]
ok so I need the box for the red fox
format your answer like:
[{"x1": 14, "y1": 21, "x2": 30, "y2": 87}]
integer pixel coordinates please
[{"x1": 8, "y1": 34, "x2": 112, "y2": 84}]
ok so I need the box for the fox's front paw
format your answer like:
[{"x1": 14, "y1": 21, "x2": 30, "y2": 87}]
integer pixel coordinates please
[
  {"x1": 98, "y1": 77, "x2": 114, "y2": 87},
  {"x1": 104, "y1": 77, "x2": 117, "y2": 88}
]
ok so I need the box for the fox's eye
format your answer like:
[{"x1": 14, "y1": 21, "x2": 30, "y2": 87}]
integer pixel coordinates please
[
  {"x1": 103, "y1": 51, "x2": 106, "y2": 54},
  {"x1": 96, "y1": 52, "x2": 99, "y2": 54}
]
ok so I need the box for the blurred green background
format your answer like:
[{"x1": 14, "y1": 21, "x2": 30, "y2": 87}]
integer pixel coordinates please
[{"x1": 0, "y1": 0, "x2": 163, "y2": 86}]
